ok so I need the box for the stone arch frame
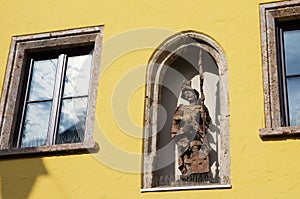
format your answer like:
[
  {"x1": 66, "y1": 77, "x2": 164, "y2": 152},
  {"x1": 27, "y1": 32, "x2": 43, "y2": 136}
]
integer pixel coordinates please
[{"x1": 142, "y1": 31, "x2": 231, "y2": 191}]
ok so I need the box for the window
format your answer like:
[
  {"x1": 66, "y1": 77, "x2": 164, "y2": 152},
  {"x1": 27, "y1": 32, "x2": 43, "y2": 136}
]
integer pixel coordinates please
[
  {"x1": 142, "y1": 31, "x2": 231, "y2": 191},
  {"x1": 260, "y1": 1, "x2": 300, "y2": 138},
  {"x1": 0, "y1": 26, "x2": 103, "y2": 156},
  {"x1": 277, "y1": 21, "x2": 300, "y2": 127}
]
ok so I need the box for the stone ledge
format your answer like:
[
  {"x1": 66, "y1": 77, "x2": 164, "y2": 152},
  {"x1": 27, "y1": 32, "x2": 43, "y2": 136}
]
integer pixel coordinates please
[
  {"x1": 141, "y1": 184, "x2": 231, "y2": 192},
  {"x1": 0, "y1": 141, "x2": 99, "y2": 159},
  {"x1": 259, "y1": 126, "x2": 300, "y2": 138}
]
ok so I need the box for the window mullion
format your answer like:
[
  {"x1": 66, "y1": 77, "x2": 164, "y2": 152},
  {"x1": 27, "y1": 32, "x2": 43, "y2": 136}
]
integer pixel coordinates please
[
  {"x1": 46, "y1": 54, "x2": 67, "y2": 145},
  {"x1": 286, "y1": 73, "x2": 300, "y2": 78}
]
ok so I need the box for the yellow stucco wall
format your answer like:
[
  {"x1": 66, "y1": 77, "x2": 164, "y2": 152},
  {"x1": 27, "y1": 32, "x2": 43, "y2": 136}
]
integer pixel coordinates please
[{"x1": 1, "y1": 0, "x2": 300, "y2": 198}]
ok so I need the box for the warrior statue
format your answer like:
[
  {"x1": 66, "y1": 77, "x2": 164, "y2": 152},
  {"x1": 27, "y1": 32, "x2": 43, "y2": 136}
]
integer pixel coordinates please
[{"x1": 171, "y1": 50, "x2": 212, "y2": 182}]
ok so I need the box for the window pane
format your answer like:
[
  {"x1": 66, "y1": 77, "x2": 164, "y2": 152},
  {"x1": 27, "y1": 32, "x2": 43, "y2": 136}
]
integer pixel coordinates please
[
  {"x1": 63, "y1": 51, "x2": 93, "y2": 97},
  {"x1": 21, "y1": 102, "x2": 52, "y2": 147},
  {"x1": 56, "y1": 97, "x2": 88, "y2": 144},
  {"x1": 283, "y1": 30, "x2": 300, "y2": 75},
  {"x1": 28, "y1": 59, "x2": 58, "y2": 101},
  {"x1": 287, "y1": 77, "x2": 300, "y2": 126}
]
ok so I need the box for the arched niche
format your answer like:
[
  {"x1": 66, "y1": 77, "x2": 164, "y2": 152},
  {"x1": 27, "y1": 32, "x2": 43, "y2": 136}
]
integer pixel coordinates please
[{"x1": 142, "y1": 31, "x2": 231, "y2": 191}]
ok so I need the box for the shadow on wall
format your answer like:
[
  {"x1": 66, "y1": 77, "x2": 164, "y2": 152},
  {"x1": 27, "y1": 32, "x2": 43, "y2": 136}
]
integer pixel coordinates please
[{"x1": 0, "y1": 158, "x2": 47, "y2": 199}]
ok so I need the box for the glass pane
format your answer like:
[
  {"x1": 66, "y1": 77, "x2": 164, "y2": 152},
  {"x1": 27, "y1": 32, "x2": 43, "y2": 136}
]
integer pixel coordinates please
[
  {"x1": 28, "y1": 58, "x2": 58, "y2": 101},
  {"x1": 287, "y1": 77, "x2": 300, "y2": 126},
  {"x1": 56, "y1": 97, "x2": 88, "y2": 144},
  {"x1": 63, "y1": 51, "x2": 93, "y2": 97},
  {"x1": 283, "y1": 30, "x2": 300, "y2": 75},
  {"x1": 21, "y1": 101, "x2": 52, "y2": 148}
]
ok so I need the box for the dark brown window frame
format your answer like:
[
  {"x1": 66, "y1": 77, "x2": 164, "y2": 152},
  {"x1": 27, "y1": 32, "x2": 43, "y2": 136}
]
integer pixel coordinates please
[
  {"x1": 259, "y1": 1, "x2": 300, "y2": 138},
  {"x1": 0, "y1": 26, "x2": 104, "y2": 157}
]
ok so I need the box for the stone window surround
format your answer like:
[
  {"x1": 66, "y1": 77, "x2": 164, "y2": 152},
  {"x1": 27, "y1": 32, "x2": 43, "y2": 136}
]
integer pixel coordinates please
[
  {"x1": 0, "y1": 26, "x2": 104, "y2": 157},
  {"x1": 259, "y1": 1, "x2": 300, "y2": 138},
  {"x1": 141, "y1": 31, "x2": 231, "y2": 192}
]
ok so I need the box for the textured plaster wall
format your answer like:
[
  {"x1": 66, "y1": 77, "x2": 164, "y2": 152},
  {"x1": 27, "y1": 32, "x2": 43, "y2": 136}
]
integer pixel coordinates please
[{"x1": 1, "y1": 0, "x2": 300, "y2": 198}]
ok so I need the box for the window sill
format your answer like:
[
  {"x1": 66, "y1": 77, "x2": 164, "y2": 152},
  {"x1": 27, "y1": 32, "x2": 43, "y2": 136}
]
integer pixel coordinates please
[
  {"x1": 141, "y1": 184, "x2": 232, "y2": 192},
  {"x1": 259, "y1": 126, "x2": 300, "y2": 138},
  {"x1": 0, "y1": 141, "x2": 99, "y2": 158}
]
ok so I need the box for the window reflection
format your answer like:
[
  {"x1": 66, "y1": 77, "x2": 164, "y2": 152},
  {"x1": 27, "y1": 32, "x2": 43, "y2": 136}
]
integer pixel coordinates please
[
  {"x1": 20, "y1": 50, "x2": 92, "y2": 147},
  {"x1": 28, "y1": 59, "x2": 58, "y2": 101},
  {"x1": 284, "y1": 30, "x2": 300, "y2": 75},
  {"x1": 283, "y1": 29, "x2": 300, "y2": 126},
  {"x1": 287, "y1": 77, "x2": 300, "y2": 126},
  {"x1": 63, "y1": 51, "x2": 93, "y2": 97},
  {"x1": 56, "y1": 97, "x2": 88, "y2": 144},
  {"x1": 21, "y1": 102, "x2": 52, "y2": 147}
]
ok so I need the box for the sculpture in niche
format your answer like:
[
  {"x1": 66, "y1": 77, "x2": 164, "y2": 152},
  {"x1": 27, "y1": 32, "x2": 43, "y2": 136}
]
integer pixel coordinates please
[
  {"x1": 171, "y1": 51, "x2": 212, "y2": 182},
  {"x1": 142, "y1": 32, "x2": 231, "y2": 190}
]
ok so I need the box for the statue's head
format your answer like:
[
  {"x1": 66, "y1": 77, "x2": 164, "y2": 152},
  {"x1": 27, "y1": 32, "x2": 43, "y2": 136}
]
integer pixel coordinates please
[{"x1": 180, "y1": 80, "x2": 199, "y2": 101}]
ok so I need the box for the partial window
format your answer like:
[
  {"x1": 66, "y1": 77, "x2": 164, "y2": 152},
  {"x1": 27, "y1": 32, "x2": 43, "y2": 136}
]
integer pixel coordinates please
[
  {"x1": 277, "y1": 21, "x2": 300, "y2": 127},
  {"x1": 260, "y1": 1, "x2": 300, "y2": 137},
  {"x1": 0, "y1": 26, "x2": 103, "y2": 156}
]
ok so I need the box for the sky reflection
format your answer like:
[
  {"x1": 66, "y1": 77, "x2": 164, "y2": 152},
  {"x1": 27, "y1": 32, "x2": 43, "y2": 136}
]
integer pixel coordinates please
[
  {"x1": 21, "y1": 51, "x2": 92, "y2": 147},
  {"x1": 284, "y1": 30, "x2": 300, "y2": 75},
  {"x1": 28, "y1": 59, "x2": 57, "y2": 101},
  {"x1": 56, "y1": 97, "x2": 88, "y2": 144},
  {"x1": 21, "y1": 102, "x2": 52, "y2": 147},
  {"x1": 63, "y1": 52, "x2": 93, "y2": 97},
  {"x1": 287, "y1": 77, "x2": 300, "y2": 126}
]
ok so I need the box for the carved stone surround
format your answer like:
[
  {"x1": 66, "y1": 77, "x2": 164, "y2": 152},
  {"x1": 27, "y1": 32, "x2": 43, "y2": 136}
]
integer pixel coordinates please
[
  {"x1": 142, "y1": 31, "x2": 231, "y2": 191},
  {"x1": 259, "y1": 1, "x2": 300, "y2": 138},
  {"x1": 0, "y1": 26, "x2": 103, "y2": 157}
]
